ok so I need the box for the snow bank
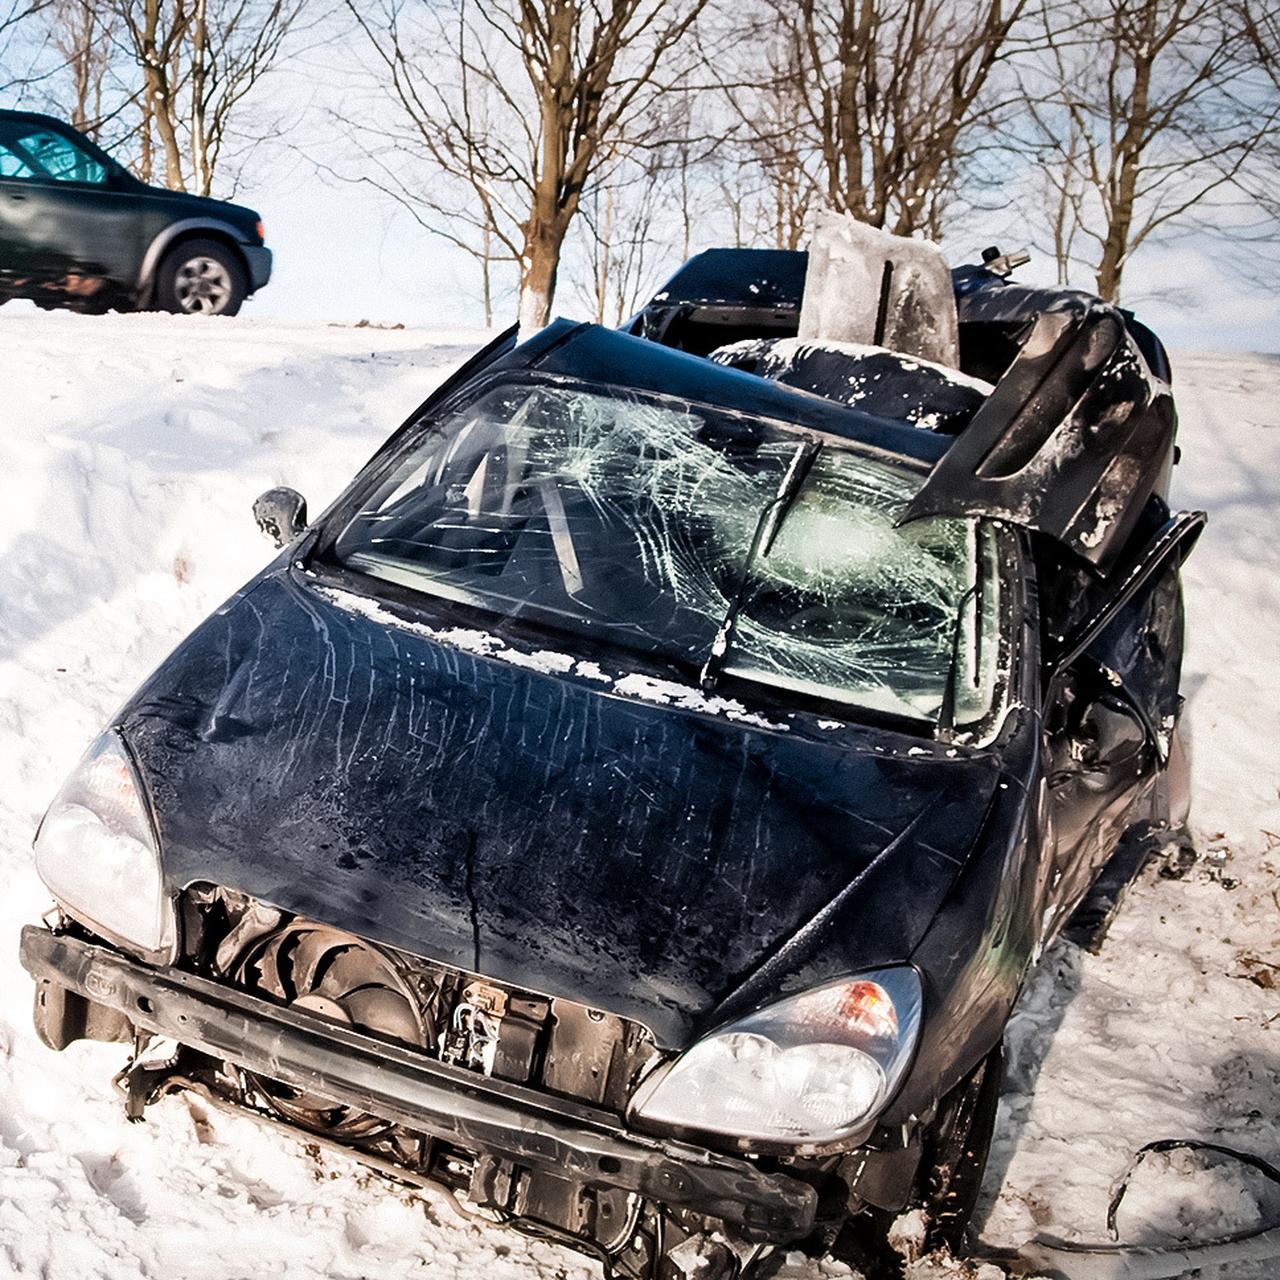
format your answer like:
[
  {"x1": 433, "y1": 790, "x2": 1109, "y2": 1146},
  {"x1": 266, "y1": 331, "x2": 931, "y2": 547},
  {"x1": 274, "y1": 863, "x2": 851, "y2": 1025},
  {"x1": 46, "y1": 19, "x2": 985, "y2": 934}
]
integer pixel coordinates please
[
  {"x1": 0, "y1": 314, "x2": 1276, "y2": 1279},
  {"x1": 0, "y1": 310, "x2": 593, "y2": 1280}
]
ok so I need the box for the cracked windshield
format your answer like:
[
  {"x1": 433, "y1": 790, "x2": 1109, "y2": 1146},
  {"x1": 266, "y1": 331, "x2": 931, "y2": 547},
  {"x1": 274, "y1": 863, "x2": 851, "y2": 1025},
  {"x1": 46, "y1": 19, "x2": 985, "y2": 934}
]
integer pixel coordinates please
[{"x1": 334, "y1": 381, "x2": 999, "y2": 724}]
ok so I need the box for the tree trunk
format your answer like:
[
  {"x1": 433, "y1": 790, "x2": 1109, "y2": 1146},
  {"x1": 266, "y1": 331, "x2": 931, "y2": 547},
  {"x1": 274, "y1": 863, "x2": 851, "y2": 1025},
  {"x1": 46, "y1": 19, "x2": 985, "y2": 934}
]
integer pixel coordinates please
[
  {"x1": 1095, "y1": 3, "x2": 1157, "y2": 303},
  {"x1": 481, "y1": 224, "x2": 493, "y2": 329},
  {"x1": 517, "y1": 218, "x2": 566, "y2": 331},
  {"x1": 140, "y1": 0, "x2": 185, "y2": 190},
  {"x1": 139, "y1": 91, "x2": 154, "y2": 184},
  {"x1": 594, "y1": 184, "x2": 615, "y2": 324},
  {"x1": 1095, "y1": 226, "x2": 1129, "y2": 302},
  {"x1": 1095, "y1": 126, "x2": 1142, "y2": 301},
  {"x1": 70, "y1": 3, "x2": 92, "y2": 130},
  {"x1": 154, "y1": 94, "x2": 185, "y2": 190},
  {"x1": 678, "y1": 150, "x2": 692, "y2": 260},
  {"x1": 191, "y1": 0, "x2": 210, "y2": 195}
]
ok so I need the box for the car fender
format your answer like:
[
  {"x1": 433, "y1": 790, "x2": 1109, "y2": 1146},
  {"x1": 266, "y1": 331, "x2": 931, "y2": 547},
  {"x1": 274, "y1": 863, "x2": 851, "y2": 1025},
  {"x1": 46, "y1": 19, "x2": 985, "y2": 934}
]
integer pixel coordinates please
[{"x1": 136, "y1": 218, "x2": 252, "y2": 296}]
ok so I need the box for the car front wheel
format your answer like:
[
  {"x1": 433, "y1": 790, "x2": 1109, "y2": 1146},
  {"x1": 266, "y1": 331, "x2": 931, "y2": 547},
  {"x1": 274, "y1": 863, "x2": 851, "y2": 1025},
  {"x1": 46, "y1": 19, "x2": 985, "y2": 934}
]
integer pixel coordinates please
[
  {"x1": 828, "y1": 1045, "x2": 1004, "y2": 1278},
  {"x1": 156, "y1": 238, "x2": 246, "y2": 316}
]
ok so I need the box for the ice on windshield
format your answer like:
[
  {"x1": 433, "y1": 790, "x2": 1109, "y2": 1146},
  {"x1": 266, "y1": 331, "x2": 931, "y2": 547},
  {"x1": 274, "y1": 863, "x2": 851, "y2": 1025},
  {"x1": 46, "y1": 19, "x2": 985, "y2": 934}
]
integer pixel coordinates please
[{"x1": 335, "y1": 381, "x2": 998, "y2": 726}]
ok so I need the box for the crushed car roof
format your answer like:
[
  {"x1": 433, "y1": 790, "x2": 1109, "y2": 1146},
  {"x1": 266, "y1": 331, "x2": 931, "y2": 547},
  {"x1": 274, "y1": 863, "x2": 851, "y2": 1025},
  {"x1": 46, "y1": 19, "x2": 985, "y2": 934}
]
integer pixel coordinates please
[{"x1": 502, "y1": 319, "x2": 951, "y2": 467}]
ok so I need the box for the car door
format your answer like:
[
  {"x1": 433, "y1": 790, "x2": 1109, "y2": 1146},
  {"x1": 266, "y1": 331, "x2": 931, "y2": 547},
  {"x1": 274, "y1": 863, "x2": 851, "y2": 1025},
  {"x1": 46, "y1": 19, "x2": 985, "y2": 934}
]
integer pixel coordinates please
[
  {"x1": 0, "y1": 118, "x2": 142, "y2": 301},
  {"x1": 1038, "y1": 509, "x2": 1204, "y2": 923}
]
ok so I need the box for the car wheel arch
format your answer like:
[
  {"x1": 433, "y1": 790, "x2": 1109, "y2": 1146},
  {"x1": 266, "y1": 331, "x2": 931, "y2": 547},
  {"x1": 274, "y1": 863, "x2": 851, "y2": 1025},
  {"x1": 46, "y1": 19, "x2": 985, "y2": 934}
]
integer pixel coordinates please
[{"x1": 136, "y1": 219, "x2": 252, "y2": 304}]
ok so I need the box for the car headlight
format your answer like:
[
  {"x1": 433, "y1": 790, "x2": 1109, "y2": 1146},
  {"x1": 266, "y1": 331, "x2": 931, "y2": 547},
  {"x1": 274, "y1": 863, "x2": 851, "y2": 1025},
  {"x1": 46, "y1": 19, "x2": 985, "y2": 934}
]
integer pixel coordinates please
[
  {"x1": 34, "y1": 730, "x2": 175, "y2": 959},
  {"x1": 629, "y1": 968, "x2": 922, "y2": 1149}
]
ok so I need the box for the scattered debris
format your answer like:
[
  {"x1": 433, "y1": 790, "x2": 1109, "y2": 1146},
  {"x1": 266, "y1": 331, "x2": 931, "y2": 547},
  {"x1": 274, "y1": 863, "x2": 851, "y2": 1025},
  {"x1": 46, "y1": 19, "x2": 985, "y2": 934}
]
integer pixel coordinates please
[
  {"x1": 889, "y1": 1207, "x2": 929, "y2": 1265},
  {"x1": 1232, "y1": 955, "x2": 1278, "y2": 990}
]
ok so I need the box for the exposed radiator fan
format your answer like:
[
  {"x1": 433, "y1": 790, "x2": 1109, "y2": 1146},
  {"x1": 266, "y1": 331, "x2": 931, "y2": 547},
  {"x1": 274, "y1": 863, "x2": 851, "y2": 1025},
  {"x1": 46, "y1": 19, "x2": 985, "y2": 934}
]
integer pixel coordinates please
[{"x1": 230, "y1": 920, "x2": 432, "y2": 1139}]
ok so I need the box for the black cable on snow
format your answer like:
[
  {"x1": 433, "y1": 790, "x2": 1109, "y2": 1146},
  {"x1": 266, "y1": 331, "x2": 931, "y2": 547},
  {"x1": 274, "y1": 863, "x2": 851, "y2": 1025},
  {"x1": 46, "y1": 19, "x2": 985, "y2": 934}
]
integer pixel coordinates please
[{"x1": 981, "y1": 1138, "x2": 1280, "y2": 1280}]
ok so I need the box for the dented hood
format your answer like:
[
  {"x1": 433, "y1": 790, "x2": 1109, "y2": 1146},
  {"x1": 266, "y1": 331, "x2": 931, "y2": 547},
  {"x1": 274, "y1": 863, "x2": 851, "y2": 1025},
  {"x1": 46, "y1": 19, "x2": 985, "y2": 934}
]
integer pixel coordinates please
[{"x1": 119, "y1": 569, "x2": 1003, "y2": 1047}]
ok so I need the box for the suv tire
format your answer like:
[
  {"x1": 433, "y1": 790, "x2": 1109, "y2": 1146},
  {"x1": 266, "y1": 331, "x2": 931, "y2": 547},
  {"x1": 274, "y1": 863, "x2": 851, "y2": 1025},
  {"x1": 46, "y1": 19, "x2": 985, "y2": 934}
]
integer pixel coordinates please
[{"x1": 156, "y1": 238, "x2": 247, "y2": 317}]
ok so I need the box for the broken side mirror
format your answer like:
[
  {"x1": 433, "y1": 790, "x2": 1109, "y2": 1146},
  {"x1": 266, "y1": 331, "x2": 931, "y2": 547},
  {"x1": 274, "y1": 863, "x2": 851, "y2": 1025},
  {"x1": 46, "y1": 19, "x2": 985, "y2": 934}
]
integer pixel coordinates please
[{"x1": 253, "y1": 487, "x2": 308, "y2": 549}]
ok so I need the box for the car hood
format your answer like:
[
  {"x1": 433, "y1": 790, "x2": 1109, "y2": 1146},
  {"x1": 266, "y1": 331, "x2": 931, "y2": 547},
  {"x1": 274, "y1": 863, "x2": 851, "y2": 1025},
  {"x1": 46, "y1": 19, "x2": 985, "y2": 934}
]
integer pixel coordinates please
[
  {"x1": 119, "y1": 569, "x2": 1003, "y2": 1047},
  {"x1": 138, "y1": 184, "x2": 260, "y2": 234}
]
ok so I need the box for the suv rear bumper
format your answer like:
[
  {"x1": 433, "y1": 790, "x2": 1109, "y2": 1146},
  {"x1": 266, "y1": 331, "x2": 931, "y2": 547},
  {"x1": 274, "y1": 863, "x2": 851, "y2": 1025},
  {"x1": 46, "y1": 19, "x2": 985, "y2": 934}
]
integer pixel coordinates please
[
  {"x1": 242, "y1": 245, "x2": 272, "y2": 292},
  {"x1": 19, "y1": 924, "x2": 816, "y2": 1239}
]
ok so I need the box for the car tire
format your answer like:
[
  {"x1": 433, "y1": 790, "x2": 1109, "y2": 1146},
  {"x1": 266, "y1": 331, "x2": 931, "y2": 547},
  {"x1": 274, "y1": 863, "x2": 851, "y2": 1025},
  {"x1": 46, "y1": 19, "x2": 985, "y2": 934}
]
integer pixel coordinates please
[
  {"x1": 918, "y1": 1043, "x2": 1004, "y2": 1253},
  {"x1": 827, "y1": 1045, "x2": 1004, "y2": 1278},
  {"x1": 155, "y1": 238, "x2": 246, "y2": 317}
]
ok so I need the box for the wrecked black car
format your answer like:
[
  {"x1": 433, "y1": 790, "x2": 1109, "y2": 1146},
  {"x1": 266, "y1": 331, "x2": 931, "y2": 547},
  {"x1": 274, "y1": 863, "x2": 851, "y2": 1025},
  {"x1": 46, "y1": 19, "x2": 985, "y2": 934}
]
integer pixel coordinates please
[{"x1": 20, "y1": 218, "x2": 1202, "y2": 1279}]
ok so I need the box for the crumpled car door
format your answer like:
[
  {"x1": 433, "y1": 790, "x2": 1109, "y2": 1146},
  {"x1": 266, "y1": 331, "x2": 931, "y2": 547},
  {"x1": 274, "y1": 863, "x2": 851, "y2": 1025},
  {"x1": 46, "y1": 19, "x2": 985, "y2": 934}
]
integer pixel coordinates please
[
  {"x1": 898, "y1": 290, "x2": 1177, "y2": 573},
  {"x1": 1040, "y1": 508, "x2": 1204, "y2": 927}
]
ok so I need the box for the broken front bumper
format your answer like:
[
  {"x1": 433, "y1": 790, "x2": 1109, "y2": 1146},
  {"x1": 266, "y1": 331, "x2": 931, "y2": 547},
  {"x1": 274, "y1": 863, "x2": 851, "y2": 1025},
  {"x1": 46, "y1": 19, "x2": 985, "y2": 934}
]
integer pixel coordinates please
[{"x1": 19, "y1": 924, "x2": 816, "y2": 1239}]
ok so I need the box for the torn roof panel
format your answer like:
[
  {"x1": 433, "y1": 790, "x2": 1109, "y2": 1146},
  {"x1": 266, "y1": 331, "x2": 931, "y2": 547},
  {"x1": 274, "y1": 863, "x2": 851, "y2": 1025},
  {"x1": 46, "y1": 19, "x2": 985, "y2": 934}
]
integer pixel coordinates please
[{"x1": 518, "y1": 322, "x2": 951, "y2": 468}]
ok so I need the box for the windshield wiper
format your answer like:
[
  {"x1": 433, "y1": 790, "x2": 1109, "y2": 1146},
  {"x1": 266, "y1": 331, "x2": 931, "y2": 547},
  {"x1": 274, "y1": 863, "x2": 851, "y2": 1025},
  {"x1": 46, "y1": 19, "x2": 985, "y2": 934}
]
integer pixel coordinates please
[
  {"x1": 937, "y1": 581, "x2": 981, "y2": 738},
  {"x1": 700, "y1": 439, "x2": 822, "y2": 693}
]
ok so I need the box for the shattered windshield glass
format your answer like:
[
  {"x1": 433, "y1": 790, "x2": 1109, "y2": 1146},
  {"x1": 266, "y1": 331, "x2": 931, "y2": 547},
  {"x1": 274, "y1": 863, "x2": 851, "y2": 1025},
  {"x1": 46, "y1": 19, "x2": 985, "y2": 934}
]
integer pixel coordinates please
[{"x1": 334, "y1": 379, "x2": 1000, "y2": 727}]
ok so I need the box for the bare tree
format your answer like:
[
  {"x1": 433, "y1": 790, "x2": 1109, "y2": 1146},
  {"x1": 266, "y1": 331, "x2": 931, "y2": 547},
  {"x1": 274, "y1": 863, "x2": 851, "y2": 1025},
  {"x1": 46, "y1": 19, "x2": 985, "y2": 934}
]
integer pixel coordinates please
[
  {"x1": 0, "y1": 0, "x2": 49, "y2": 93},
  {"x1": 1232, "y1": 0, "x2": 1280, "y2": 248},
  {"x1": 1025, "y1": 0, "x2": 1280, "y2": 301},
  {"x1": 115, "y1": 0, "x2": 189, "y2": 187},
  {"x1": 570, "y1": 141, "x2": 692, "y2": 325},
  {"x1": 703, "y1": 30, "x2": 815, "y2": 250},
  {"x1": 347, "y1": 0, "x2": 712, "y2": 329},
  {"x1": 722, "y1": 0, "x2": 1029, "y2": 241},
  {"x1": 39, "y1": 0, "x2": 129, "y2": 138},
  {"x1": 1242, "y1": 0, "x2": 1280, "y2": 87},
  {"x1": 109, "y1": 0, "x2": 307, "y2": 193},
  {"x1": 185, "y1": 0, "x2": 305, "y2": 194}
]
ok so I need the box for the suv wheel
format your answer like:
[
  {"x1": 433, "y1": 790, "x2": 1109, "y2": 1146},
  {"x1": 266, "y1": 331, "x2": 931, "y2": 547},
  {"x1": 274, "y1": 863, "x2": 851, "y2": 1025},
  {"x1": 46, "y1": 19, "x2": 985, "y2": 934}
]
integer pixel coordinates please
[{"x1": 156, "y1": 238, "x2": 246, "y2": 316}]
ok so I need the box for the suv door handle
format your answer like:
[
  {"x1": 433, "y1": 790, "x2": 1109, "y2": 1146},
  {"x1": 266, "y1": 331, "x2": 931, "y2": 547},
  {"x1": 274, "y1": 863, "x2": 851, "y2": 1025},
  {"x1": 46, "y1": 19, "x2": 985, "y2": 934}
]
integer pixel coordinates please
[{"x1": 7, "y1": 192, "x2": 27, "y2": 201}]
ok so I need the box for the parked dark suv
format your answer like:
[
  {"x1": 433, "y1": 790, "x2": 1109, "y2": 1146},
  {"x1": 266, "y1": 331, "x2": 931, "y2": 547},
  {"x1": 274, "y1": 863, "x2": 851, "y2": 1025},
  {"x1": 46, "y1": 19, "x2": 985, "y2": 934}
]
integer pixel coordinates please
[{"x1": 0, "y1": 109, "x2": 271, "y2": 316}]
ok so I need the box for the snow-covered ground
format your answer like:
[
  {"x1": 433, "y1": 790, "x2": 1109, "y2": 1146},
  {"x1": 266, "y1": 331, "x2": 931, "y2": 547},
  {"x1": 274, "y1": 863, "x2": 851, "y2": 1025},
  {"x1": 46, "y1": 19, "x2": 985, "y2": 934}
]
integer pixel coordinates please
[{"x1": 0, "y1": 314, "x2": 1276, "y2": 1279}]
